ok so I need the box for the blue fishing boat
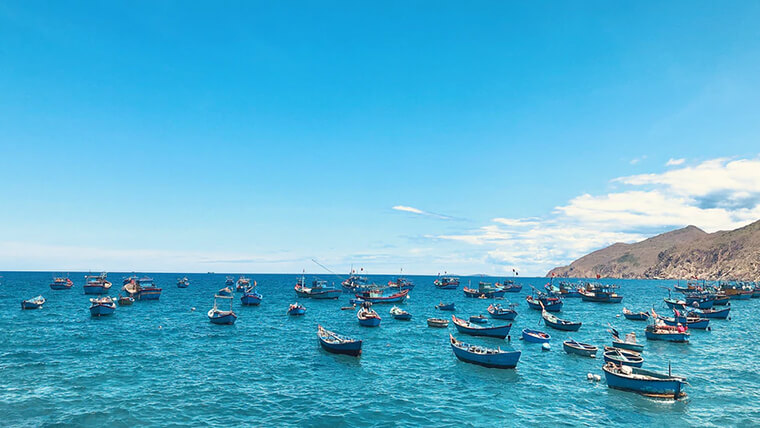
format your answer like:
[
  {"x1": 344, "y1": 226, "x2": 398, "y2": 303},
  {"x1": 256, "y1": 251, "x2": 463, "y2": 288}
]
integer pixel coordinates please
[
  {"x1": 83, "y1": 273, "x2": 112, "y2": 295},
  {"x1": 287, "y1": 302, "x2": 306, "y2": 316},
  {"x1": 357, "y1": 303, "x2": 381, "y2": 327},
  {"x1": 463, "y1": 282, "x2": 506, "y2": 298},
  {"x1": 603, "y1": 347, "x2": 644, "y2": 368},
  {"x1": 608, "y1": 326, "x2": 645, "y2": 352},
  {"x1": 664, "y1": 297, "x2": 712, "y2": 310},
  {"x1": 622, "y1": 308, "x2": 649, "y2": 321},
  {"x1": 487, "y1": 303, "x2": 517, "y2": 320},
  {"x1": 541, "y1": 307, "x2": 581, "y2": 331},
  {"x1": 388, "y1": 274, "x2": 415, "y2": 291},
  {"x1": 208, "y1": 294, "x2": 237, "y2": 325},
  {"x1": 449, "y1": 334, "x2": 521, "y2": 369},
  {"x1": 306, "y1": 280, "x2": 341, "y2": 299},
  {"x1": 684, "y1": 293, "x2": 715, "y2": 309},
  {"x1": 602, "y1": 362, "x2": 687, "y2": 399},
  {"x1": 389, "y1": 305, "x2": 412, "y2": 320},
  {"x1": 435, "y1": 302, "x2": 455, "y2": 311},
  {"x1": 356, "y1": 289, "x2": 409, "y2": 304},
  {"x1": 240, "y1": 287, "x2": 263, "y2": 306},
  {"x1": 433, "y1": 274, "x2": 460, "y2": 290},
  {"x1": 688, "y1": 306, "x2": 730, "y2": 319},
  {"x1": 317, "y1": 325, "x2": 362, "y2": 356},
  {"x1": 557, "y1": 281, "x2": 583, "y2": 298},
  {"x1": 712, "y1": 294, "x2": 730, "y2": 306},
  {"x1": 236, "y1": 276, "x2": 251, "y2": 292},
  {"x1": 521, "y1": 328, "x2": 550, "y2": 343},
  {"x1": 177, "y1": 277, "x2": 190, "y2": 288},
  {"x1": 427, "y1": 318, "x2": 449, "y2": 328},
  {"x1": 469, "y1": 315, "x2": 488, "y2": 324},
  {"x1": 89, "y1": 296, "x2": 116, "y2": 316},
  {"x1": 579, "y1": 283, "x2": 623, "y2": 303},
  {"x1": 499, "y1": 279, "x2": 522, "y2": 293},
  {"x1": 452, "y1": 316, "x2": 511, "y2": 339},
  {"x1": 526, "y1": 294, "x2": 562, "y2": 312},
  {"x1": 117, "y1": 294, "x2": 134, "y2": 306},
  {"x1": 135, "y1": 277, "x2": 162, "y2": 300},
  {"x1": 217, "y1": 286, "x2": 233, "y2": 297},
  {"x1": 50, "y1": 276, "x2": 73, "y2": 290},
  {"x1": 21, "y1": 295, "x2": 46, "y2": 309},
  {"x1": 341, "y1": 269, "x2": 373, "y2": 293},
  {"x1": 654, "y1": 308, "x2": 710, "y2": 329},
  {"x1": 645, "y1": 324, "x2": 689, "y2": 342},
  {"x1": 562, "y1": 339, "x2": 597, "y2": 357},
  {"x1": 225, "y1": 276, "x2": 234, "y2": 286}
]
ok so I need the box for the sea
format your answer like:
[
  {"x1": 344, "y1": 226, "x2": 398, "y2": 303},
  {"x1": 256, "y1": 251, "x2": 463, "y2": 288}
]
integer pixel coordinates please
[{"x1": 1, "y1": 272, "x2": 759, "y2": 427}]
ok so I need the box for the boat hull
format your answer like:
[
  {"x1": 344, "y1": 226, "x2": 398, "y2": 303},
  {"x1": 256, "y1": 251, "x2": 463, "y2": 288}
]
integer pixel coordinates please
[
  {"x1": 611, "y1": 340, "x2": 644, "y2": 353},
  {"x1": 241, "y1": 294, "x2": 262, "y2": 306},
  {"x1": 21, "y1": 302, "x2": 43, "y2": 309},
  {"x1": 309, "y1": 290, "x2": 341, "y2": 300},
  {"x1": 318, "y1": 337, "x2": 362, "y2": 356},
  {"x1": 137, "y1": 288, "x2": 162, "y2": 301},
  {"x1": 209, "y1": 313, "x2": 237, "y2": 324},
  {"x1": 563, "y1": 341, "x2": 597, "y2": 357},
  {"x1": 463, "y1": 288, "x2": 506, "y2": 299},
  {"x1": 522, "y1": 329, "x2": 550, "y2": 343},
  {"x1": 603, "y1": 351, "x2": 644, "y2": 368},
  {"x1": 89, "y1": 304, "x2": 115, "y2": 316},
  {"x1": 83, "y1": 285, "x2": 109, "y2": 295},
  {"x1": 699, "y1": 307, "x2": 730, "y2": 319},
  {"x1": 526, "y1": 297, "x2": 562, "y2": 312},
  {"x1": 623, "y1": 312, "x2": 649, "y2": 321},
  {"x1": 358, "y1": 317, "x2": 381, "y2": 327},
  {"x1": 436, "y1": 304, "x2": 455, "y2": 311},
  {"x1": 451, "y1": 342, "x2": 521, "y2": 369},
  {"x1": 392, "y1": 313, "x2": 412, "y2": 321},
  {"x1": 49, "y1": 284, "x2": 72, "y2": 290},
  {"x1": 453, "y1": 317, "x2": 511, "y2": 339},
  {"x1": 603, "y1": 364, "x2": 686, "y2": 399},
  {"x1": 488, "y1": 310, "x2": 517, "y2": 320},
  {"x1": 288, "y1": 308, "x2": 306, "y2": 316},
  {"x1": 662, "y1": 317, "x2": 710, "y2": 329},
  {"x1": 581, "y1": 293, "x2": 623, "y2": 303},
  {"x1": 645, "y1": 330, "x2": 689, "y2": 342}
]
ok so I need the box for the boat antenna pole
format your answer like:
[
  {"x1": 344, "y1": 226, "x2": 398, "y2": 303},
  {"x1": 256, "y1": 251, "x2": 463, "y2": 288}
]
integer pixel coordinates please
[{"x1": 311, "y1": 258, "x2": 348, "y2": 280}]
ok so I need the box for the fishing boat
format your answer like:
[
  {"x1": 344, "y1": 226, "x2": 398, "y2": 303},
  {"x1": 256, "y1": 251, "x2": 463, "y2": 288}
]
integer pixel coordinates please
[
  {"x1": 50, "y1": 276, "x2": 73, "y2": 290},
  {"x1": 240, "y1": 287, "x2": 263, "y2": 306},
  {"x1": 541, "y1": 306, "x2": 581, "y2": 331},
  {"x1": 435, "y1": 302, "x2": 455, "y2": 311},
  {"x1": 674, "y1": 279, "x2": 703, "y2": 293},
  {"x1": 236, "y1": 276, "x2": 251, "y2": 291},
  {"x1": 562, "y1": 339, "x2": 597, "y2": 357},
  {"x1": 719, "y1": 281, "x2": 754, "y2": 300},
  {"x1": 21, "y1": 295, "x2": 45, "y2": 309},
  {"x1": 622, "y1": 308, "x2": 649, "y2": 321},
  {"x1": 427, "y1": 318, "x2": 449, "y2": 328},
  {"x1": 177, "y1": 277, "x2": 190, "y2": 288},
  {"x1": 487, "y1": 303, "x2": 517, "y2": 320},
  {"x1": 498, "y1": 279, "x2": 523, "y2": 293},
  {"x1": 688, "y1": 306, "x2": 730, "y2": 319},
  {"x1": 602, "y1": 362, "x2": 687, "y2": 399},
  {"x1": 579, "y1": 283, "x2": 623, "y2": 303},
  {"x1": 89, "y1": 296, "x2": 116, "y2": 316},
  {"x1": 225, "y1": 276, "x2": 235, "y2": 286},
  {"x1": 217, "y1": 286, "x2": 233, "y2": 297},
  {"x1": 526, "y1": 293, "x2": 562, "y2": 312},
  {"x1": 390, "y1": 305, "x2": 412, "y2": 320},
  {"x1": 357, "y1": 303, "x2": 381, "y2": 327},
  {"x1": 317, "y1": 325, "x2": 362, "y2": 356},
  {"x1": 449, "y1": 334, "x2": 521, "y2": 369},
  {"x1": 356, "y1": 288, "x2": 409, "y2": 304},
  {"x1": 433, "y1": 275, "x2": 460, "y2": 290},
  {"x1": 645, "y1": 323, "x2": 689, "y2": 342},
  {"x1": 287, "y1": 302, "x2": 306, "y2": 316},
  {"x1": 654, "y1": 308, "x2": 710, "y2": 330},
  {"x1": 608, "y1": 326, "x2": 645, "y2": 352},
  {"x1": 117, "y1": 294, "x2": 134, "y2": 306},
  {"x1": 603, "y1": 347, "x2": 644, "y2": 368},
  {"x1": 294, "y1": 274, "x2": 311, "y2": 297},
  {"x1": 557, "y1": 281, "x2": 583, "y2": 298},
  {"x1": 712, "y1": 294, "x2": 730, "y2": 306},
  {"x1": 208, "y1": 294, "x2": 237, "y2": 325},
  {"x1": 388, "y1": 275, "x2": 415, "y2": 291},
  {"x1": 452, "y1": 316, "x2": 511, "y2": 339},
  {"x1": 341, "y1": 269, "x2": 373, "y2": 293},
  {"x1": 684, "y1": 293, "x2": 715, "y2": 309},
  {"x1": 306, "y1": 280, "x2": 341, "y2": 299},
  {"x1": 463, "y1": 282, "x2": 506, "y2": 299},
  {"x1": 469, "y1": 315, "x2": 488, "y2": 324},
  {"x1": 135, "y1": 277, "x2": 161, "y2": 300},
  {"x1": 83, "y1": 273, "x2": 112, "y2": 295},
  {"x1": 522, "y1": 328, "x2": 550, "y2": 343}
]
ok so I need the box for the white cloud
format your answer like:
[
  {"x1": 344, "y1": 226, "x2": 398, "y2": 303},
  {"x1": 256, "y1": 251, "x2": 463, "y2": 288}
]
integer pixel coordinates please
[
  {"x1": 630, "y1": 155, "x2": 647, "y2": 165},
  {"x1": 666, "y1": 158, "x2": 685, "y2": 166},
  {"x1": 392, "y1": 205, "x2": 452, "y2": 220}
]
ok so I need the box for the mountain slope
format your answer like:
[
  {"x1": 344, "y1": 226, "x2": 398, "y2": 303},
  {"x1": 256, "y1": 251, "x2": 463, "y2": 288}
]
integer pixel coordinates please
[{"x1": 547, "y1": 221, "x2": 760, "y2": 279}]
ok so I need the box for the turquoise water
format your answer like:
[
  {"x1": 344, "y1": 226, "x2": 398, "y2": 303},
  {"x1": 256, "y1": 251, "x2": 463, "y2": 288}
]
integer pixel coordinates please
[{"x1": 1, "y1": 272, "x2": 759, "y2": 427}]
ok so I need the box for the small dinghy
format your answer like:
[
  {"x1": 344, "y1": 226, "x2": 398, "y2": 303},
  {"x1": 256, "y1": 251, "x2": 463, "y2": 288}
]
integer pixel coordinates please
[
  {"x1": 541, "y1": 305, "x2": 581, "y2": 331},
  {"x1": 602, "y1": 362, "x2": 687, "y2": 399},
  {"x1": 240, "y1": 286, "x2": 263, "y2": 306},
  {"x1": 427, "y1": 318, "x2": 449, "y2": 328},
  {"x1": 688, "y1": 306, "x2": 730, "y2": 319},
  {"x1": 526, "y1": 293, "x2": 562, "y2": 312},
  {"x1": 645, "y1": 323, "x2": 689, "y2": 342},
  {"x1": 603, "y1": 347, "x2": 644, "y2": 367},
  {"x1": 390, "y1": 305, "x2": 412, "y2": 320},
  {"x1": 357, "y1": 302, "x2": 381, "y2": 327},
  {"x1": 21, "y1": 295, "x2": 46, "y2": 310},
  {"x1": 287, "y1": 302, "x2": 306, "y2": 316},
  {"x1": 89, "y1": 296, "x2": 116, "y2": 316},
  {"x1": 608, "y1": 325, "x2": 645, "y2": 352},
  {"x1": 562, "y1": 339, "x2": 597, "y2": 358},
  {"x1": 622, "y1": 308, "x2": 649, "y2": 321},
  {"x1": 117, "y1": 294, "x2": 134, "y2": 306},
  {"x1": 469, "y1": 314, "x2": 488, "y2": 324},
  {"x1": 177, "y1": 277, "x2": 190, "y2": 288},
  {"x1": 208, "y1": 294, "x2": 237, "y2": 325},
  {"x1": 435, "y1": 302, "x2": 455, "y2": 311},
  {"x1": 317, "y1": 325, "x2": 362, "y2": 356},
  {"x1": 521, "y1": 328, "x2": 550, "y2": 343},
  {"x1": 452, "y1": 316, "x2": 511, "y2": 339},
  {"x1": 217, "y1": 286, "x2": 233, "y2": 297},
  {"x1": 487, "y1": 303, "x2": 517, "y2": 320},
  {"x1": 450, "y1": 334, "x2": 521, "y2": 369},
  {"x1": 50, "y1": 277, "x2": 73, "y2": 290}
]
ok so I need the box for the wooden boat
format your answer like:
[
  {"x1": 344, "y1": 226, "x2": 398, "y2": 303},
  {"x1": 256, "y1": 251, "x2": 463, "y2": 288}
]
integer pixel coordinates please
[
  {"x1": 499, "y1": 279, "x2": 522, "y2": 293},
  {"x1": 287, "y1": 303, "x2": 306, "y2": 316},
  {"x1": 463, "y1": 282, "x2": 506, "y2": 299},
  {"x1": 388, "y1": 276, "x2": 415, "y2": 291},
  {"x1": 135, "y1": 277, "x2": 162, "y2": 300},
  {"x1": 435, "y1": 302, "x2": 455, "y2": 311},
  {"x1": 664, "y1": 297, "x2": 711, "y2": 310},
  {"x1": 645, "y1": 324, "x2": 689, "y2": 342},
  {"x1": 452, "y1": 316, "x2": 511, "y2": 339},
  {"x1": 176, "y1": 277, "x2": 190, "y2": 288},
  {"x1": 712, "y1": 294, "x2": 730, "y2": 306},
  {"x1": 526, "y1": 294, "x2": 562, "y2": 312},
  {"x1": 294, "y1": 275, "x2": 311, "y2": 297},
  {"x1": 225, "y1": 276, "x2": 234, "y2": 286},
  {"x1": 603, "y1": 347, "x2": 644, "y2": 368},
  {"x1": 562, "y1": 339, "x2": 597, "y2": 357},
  {"x1": 427, "y1": 318, "x2": 449, "y2": 328},
  {"x1": 557, "y1": 281, "x2": 583, "y2": 298},
  {"x1": 83, "y1": 273, "x2": 112, "y2": 295},
  {"x1": 240, "y1": 287, "x2": 263, "y2": 306},
  {"x1": 50, "y1": 277, "x2": 73, "y2": 290},
  {"x1": 21, "y1": 295, "x2": 45, "y2": 309},
  {"x1": 317, "y1": 325, "x2": 362, "y2": 356},
  {"x1": 660, "y1": 315, "x2": 709, "y2": 329},
  {"x1": 117, "y1": 294, "x2": 134, "y2": 306},
  {"x1": 209, "y1": 294, "x2": 237, "y2": 324},
  {"x1": 622, "y1": 308, "x2": 649, "y2": 321},
  {"x1": 541, "y1": 307, "x2": 581, "y2": 331},
  {"x1": 89, "y1": 296, "x2": 116, "y2": 316},
  {"x1": 608, "y1": 326, "x2": 644, "y2": 352},
  {"x1": 487, "y1": 303, "x2": 517, "y2": 320},
  {"x1": 450, "y1": 334, "x2": 521, "y2": 369},
  {"x1": 602, "y1": 362, "x2": 687, "y2": 399},
  {"x1": 579, "y1": 283, "x2": 623, "y2": 303},
  {"x1": 522, "y1": 328, "x2": 550, "y2": 343},
  {"x1": 217, "y1": 287, "x2": 233, "y2": 297},
  {"x1": 434, "y1": 275, "x2": 460, "y2": 290},
  {"x1": 236, "y1": 276, "x2": 251, "y2": 291},
  {"x1": 389, "y1": 305, "x2": 412, "y2": 320},
  {"x1": 302, "y1": 280, "x2": 340, "y2": 299},
  {"x1": 356, "y1": 289, "x2": 409, "y2": 304},
  {"x1": 469, "y1": 315, "x2": 488, "y2": 324},
  {"x1": 357, "y1": 304, "x2": 381, "y2": 327},
  {"x1": 689, "y1": 306, "x2": 730, "y2": 319}
]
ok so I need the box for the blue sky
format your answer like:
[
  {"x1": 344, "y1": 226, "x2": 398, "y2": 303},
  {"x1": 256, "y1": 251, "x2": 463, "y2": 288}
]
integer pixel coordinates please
[{"x1": 2, "y1": 2, "x2": 760, "y2": 275}]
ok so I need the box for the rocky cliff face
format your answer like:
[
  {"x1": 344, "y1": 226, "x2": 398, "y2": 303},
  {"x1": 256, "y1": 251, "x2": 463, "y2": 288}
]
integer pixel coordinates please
[{"x1": 547, "y1": 221, "x2": 760, "y2": 280}]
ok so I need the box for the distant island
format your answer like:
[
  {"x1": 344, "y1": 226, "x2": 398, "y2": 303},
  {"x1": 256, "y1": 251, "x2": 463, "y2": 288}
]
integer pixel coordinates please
[{"x1": 547, "y1": 220, "x2": 760, "y2": 280}]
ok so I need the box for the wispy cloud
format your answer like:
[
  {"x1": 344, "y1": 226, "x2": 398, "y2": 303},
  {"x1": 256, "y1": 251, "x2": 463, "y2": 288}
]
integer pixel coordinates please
[
  {"x1": 666, "y1": 158, "x2": 685, "y2": 166},
  {"x1": 630, "y1": 155, "x2": 647, "y2": 165},
  {"x1": 392, "y1": 205, "x2": 453, "y2": 220}
]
